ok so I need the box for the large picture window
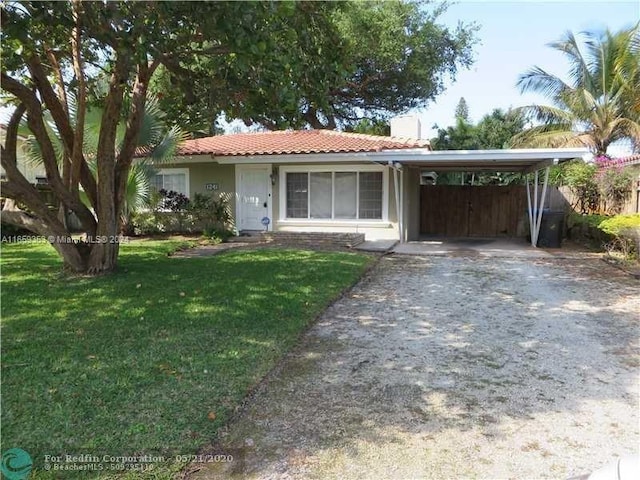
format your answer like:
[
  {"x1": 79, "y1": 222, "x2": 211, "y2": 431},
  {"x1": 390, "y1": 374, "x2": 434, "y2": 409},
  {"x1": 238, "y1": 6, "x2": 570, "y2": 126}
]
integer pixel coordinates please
[
  {"x1": 152, "y1": 168, "x2": 189, "y2": 197},
  {"x1": 283, "y1": 168, "x2": 384, "y2": 220},
  {"x1": 286, "y1": 172, "x2": 308, "y2": 218}
]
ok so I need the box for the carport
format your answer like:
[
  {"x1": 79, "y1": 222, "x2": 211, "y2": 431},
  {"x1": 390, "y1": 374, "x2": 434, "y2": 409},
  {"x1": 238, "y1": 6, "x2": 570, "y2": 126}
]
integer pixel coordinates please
[{"x1": 371, "y1": 148, "x2": 588, "y2": 246}]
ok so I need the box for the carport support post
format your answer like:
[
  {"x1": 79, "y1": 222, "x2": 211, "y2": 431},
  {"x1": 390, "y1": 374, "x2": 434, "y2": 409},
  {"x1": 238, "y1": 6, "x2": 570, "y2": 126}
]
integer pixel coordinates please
[
  {"x1": 525, "y1": 166, "x2": 550, "y2": 247},
  {"x1": 392, "y1": 163, "x2": 404, "y2": 243}
]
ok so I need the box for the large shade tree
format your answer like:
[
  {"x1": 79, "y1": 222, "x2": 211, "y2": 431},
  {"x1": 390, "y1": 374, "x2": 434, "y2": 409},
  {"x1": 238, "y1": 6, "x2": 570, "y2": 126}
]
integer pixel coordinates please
[
  {"x1": 152, "y1": 0, "x2": 478, "y2": 133},
  {"x1": 0, "y1": 1, "x2": 345, "y2": 274},
  {"x1": 20, "y1": 97, "x2": 187, "y2": 232},
  {"x1": 513, "y1": 23, "x2": 640, "y2": 155}
]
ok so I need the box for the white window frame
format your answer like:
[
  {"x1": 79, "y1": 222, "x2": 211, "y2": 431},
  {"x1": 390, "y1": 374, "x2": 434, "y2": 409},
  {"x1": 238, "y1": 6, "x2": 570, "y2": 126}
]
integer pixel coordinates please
[
  {"x1": 279, "y1": 164, "x2": 388, "y2": 223},
  {"x1": 153, "y1": 168, "x2": 190, "y2": 198}
]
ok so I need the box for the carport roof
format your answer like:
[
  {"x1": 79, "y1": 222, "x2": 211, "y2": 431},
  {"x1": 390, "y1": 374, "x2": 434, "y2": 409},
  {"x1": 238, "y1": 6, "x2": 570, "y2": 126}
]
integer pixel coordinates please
[
  {"x1": 207, "y1": 146, "x2": 589, "y2": 172},
  {"x1": 372, "y1": 147, "x2": 589, "y2": 172}
]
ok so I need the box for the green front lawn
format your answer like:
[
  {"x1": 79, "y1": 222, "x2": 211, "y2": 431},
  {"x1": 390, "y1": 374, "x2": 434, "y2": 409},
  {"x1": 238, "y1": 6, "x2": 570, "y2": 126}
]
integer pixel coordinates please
[{"x1": 1, "y1": 241, "x2": 372, "y2": 474}]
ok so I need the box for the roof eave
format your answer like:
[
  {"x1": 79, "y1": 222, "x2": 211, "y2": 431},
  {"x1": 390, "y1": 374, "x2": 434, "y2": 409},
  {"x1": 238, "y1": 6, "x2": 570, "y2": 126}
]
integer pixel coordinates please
[{"x1": 370, "y1": 147, "x2": 589, "y2": 161}]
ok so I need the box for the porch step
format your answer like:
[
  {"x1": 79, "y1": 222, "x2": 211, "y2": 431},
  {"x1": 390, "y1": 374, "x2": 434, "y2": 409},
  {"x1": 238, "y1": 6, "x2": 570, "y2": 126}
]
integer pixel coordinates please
[{"x1": 260, "y1": 231, "x2": 365, "y2": 248}]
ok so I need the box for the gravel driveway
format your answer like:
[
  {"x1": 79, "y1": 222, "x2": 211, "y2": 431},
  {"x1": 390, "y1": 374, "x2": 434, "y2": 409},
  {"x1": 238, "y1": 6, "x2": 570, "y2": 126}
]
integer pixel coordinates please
[{"x1": 191, "y1": 254, "x2": 639, "y2": 480}]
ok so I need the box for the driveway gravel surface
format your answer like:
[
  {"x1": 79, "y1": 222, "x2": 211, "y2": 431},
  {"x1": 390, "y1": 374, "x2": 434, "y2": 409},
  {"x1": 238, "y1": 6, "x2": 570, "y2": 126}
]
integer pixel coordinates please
[{"x1": 190, "y1": 254, "x2": 639, "y2": 480}]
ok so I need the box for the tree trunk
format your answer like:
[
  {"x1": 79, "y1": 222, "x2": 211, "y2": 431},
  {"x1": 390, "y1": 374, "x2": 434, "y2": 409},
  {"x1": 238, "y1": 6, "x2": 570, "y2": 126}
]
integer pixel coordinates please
[
  {"x1": 40, "y1": 237, "x2": 119, "y2": 275},
  {"x1": 86, "y1": 241, "x2": 119, "y2": 274}
]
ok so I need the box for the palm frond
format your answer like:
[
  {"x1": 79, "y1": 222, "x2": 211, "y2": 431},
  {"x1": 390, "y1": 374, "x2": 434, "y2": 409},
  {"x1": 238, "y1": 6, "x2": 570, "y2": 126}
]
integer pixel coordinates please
[
  {"x1": 517, "y1": 66, "x2": 571, "y2": 107},
  {"x1": 124, "y1": 163, "x2": 156, "y2": 213},
  {"x1": 511, "y1": 124, "x2": 590, "y2": 149},
  {"x1": 146, "y1": 126, "x2": 189, "y2": 164},
  {"x1": 607, "y1": 117, "x2": 640, "y2": 144},
  {"x1": 82, "y1": 106, "x2": 103, "y2": 158},
  {"x1": 549, "y1": 30, "x2": 595, "y2": 91},
  {"x1": 518, "y1": 25, "x2": 640, "y2": 154},
  {"x1": 22, "y1": 112, "x2": 66, "y2": 169},
  {"x1": 135, "y1": 96, "x2": 166, "y2": 149},
  {"x1": 515, "y1": 104, "x2": 576, "y2": 126}
]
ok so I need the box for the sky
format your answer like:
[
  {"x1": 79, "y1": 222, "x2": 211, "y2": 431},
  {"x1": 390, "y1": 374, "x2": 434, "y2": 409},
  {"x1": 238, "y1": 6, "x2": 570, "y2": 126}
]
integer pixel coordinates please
[
  {"x1": 418, "y1": 0, "x2": 639, "y2": 149},
  {"x1": 3, "y1": 1, "x2": 638, "y2": 154}
]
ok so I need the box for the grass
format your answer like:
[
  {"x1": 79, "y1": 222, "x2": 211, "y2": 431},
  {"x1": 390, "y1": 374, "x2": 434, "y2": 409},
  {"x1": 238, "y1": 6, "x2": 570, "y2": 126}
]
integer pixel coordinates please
[{"x1": 1, "y1": 240, "x2": 372, "y2": 476}]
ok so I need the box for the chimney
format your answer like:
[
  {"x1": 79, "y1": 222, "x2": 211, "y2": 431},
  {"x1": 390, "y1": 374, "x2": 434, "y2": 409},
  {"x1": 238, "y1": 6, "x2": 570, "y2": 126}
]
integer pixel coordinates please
[{"x1": 390, "y1": 115, "x2": 421, "y2": 139}]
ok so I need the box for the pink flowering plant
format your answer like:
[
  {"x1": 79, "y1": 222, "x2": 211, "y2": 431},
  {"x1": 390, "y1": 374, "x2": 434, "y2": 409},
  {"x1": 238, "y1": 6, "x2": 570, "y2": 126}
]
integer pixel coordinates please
[{"x1": 594, "y1": 157, "x2": 634, "y2": 214}]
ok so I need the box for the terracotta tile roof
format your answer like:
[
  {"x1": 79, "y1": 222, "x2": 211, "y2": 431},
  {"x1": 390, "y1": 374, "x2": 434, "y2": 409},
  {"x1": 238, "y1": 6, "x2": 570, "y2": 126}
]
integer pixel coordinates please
[
  {"x1": 176, "y1": 130, "x2": 430, "y2": 157},
  {"x1": 597, "y1": 154, "x2": 640, "y2": 168}
]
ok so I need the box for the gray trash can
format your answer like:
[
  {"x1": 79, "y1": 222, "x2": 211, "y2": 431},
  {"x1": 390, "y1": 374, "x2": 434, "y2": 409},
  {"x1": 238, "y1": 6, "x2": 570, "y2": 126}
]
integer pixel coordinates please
[{"x1": 537, "y1": 211, "x2": 564, "y2": 248}]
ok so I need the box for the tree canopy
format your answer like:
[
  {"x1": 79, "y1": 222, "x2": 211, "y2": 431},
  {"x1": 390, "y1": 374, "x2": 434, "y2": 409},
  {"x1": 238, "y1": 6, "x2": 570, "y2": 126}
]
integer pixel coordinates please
[
  {"x1": 513, "y1": 23, "x2": 640, "y2": 155},
  {"x1": 1, "y1": 1, "x2": 476, "y2": 274},
  {"x1": 343, "y1": 118, "x2": 391, "y2": 136},
  {"x1": 454, "y1": 97, "x2": 469, "y2": 122},
  {"x1": 431, "y1": 107, "x2": 526, "y2": 150},
  {"x1": 431, "y1": 106, "x2": 527, "y2": 185},
  {"x1": 152, "y1": 0, "x2": 478, "y2": 134},
  {"x1": 0, "y1": 1, "x2": 352, "y2": 273}
]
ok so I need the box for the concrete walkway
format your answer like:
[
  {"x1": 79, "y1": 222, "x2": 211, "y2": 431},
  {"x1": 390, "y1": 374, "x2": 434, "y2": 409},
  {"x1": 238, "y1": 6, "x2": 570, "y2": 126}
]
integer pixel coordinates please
[
  {"x1": 354, "y1": 239, "x2": 398, "y2": 253},
  {"x1": 393, "y1": 237, "x2": 552, "y2": 258},
  {"x1": 189, "y1": 254, "x2": 639, "y2": 480}
]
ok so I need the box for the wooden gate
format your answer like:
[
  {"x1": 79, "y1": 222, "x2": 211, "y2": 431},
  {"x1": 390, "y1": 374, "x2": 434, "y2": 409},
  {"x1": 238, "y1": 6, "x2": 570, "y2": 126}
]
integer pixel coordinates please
[{"x1": 420, "y1": 185, "x2": 528, "y2": 237}]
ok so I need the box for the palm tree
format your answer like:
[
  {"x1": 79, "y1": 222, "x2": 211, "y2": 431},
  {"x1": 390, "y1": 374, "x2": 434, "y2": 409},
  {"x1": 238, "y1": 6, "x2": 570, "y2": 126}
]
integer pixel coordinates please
[
  {"x1": 513, "y1": 23, "x2": 640, "y2": 155},
  {"x1": 22, "y1": 97, "x2": 188, "y2": 229}
]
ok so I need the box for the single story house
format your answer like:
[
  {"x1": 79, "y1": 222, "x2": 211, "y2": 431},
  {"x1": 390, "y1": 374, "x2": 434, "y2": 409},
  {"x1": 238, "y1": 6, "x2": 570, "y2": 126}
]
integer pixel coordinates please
[{"x1": 147, "y1": 117, "x2": 587, "y2": 246}]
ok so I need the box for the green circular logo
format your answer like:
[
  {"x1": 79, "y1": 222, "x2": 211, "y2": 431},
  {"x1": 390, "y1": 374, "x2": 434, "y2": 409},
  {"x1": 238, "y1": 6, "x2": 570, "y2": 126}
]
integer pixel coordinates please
[{"x1": 0, "y1": 448, "x2": 32, "y2": 480}]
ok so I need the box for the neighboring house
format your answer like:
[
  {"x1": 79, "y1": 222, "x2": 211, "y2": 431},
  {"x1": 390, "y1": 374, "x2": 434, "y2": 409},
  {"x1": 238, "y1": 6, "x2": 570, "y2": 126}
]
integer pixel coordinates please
[
  {"x1": 0, "y1": 124, "x2": 46, "y2": 184},
  {"x1": 144, "y1": 116, "x2": 587, "y2": 245}
]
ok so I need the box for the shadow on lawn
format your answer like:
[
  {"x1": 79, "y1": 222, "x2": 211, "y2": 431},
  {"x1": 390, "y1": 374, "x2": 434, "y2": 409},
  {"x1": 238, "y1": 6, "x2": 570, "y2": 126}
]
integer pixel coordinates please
[
  {"x1": 187, "y1": 255, "x2": 640, "y2": 479},
  {"x1": 0, "y1": 244, "x2": 371, "y2": 474}
]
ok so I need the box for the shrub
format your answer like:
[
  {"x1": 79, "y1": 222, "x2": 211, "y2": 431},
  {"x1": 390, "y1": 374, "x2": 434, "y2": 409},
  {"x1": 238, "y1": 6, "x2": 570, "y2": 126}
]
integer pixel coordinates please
[
  {"x1": 202, "y1": 227, "x2": 235, "y2": 244},
  {"x1": 598, "y1": 213, "x2": 640, "y2": 236},
  {"x1": 188, "y1": 193, "x2": 232, "y2": 232},
  {"x1": 567, "y1": 212, "x2": 608, "y2": 229},
  {"x1": 130, "y1": 192, "x2": 233, "y2": 236},
  {"x1": 595, "y1": 168, "x2": 634, "y2": 214},
  {"x1": 130, "y1": 212, "x2": 176, "y2": 235},
  {"x1": 560, "y1": 160, "x2": 635, "y2": 215},
  {"x1": 563, "y1": 161, "x2": 600, "y2": 213},
  {"x1": 599, "y1": 214, "x2": 640, "y2": 260},
  {"x1": 566, "y1": 213, "x2": 613, "y2": 247},
  {"x1": 158, "y1": 189, "x2": 190, "y2": 212}
]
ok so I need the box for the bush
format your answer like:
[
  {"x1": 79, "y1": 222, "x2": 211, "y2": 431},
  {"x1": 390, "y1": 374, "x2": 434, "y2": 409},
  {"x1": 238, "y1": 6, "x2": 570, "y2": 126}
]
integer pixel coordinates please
[
  {"x1": 130, "y1": 192, "x2": 233, "y2": 237},
  {"x1": 189, "y1": 193, "x2": 232, "y2": 233},
  {"x1": 599, "y1": 214, "x2": 640, "y2": 260},
  {"x1": 130, "y1": 211, "x2": 179, "y2": 235},
  {"x1": 202, "y1": 227, "x2": 235, "y2": 244},
  {"x1": 559, "y1": 160, "x2": 635, "y2": 215},
  {"x1": 598, "y1": 213, "x2": 640, "y2": 236},
  {"x1": 566, "y1": 213, "x2": 613, "y2": 247},
  {"x1": 563, "y1": 161, "x2": 600, "y2": 213},
  {"x1": 158, "y1": 189, "x2": 190, "y2": 212},
  {"x1": 596, "y1": 168, "x2": 634, "y2": 214},
  {"x1": 567, "y1": 212, "x2": 608, "y2": 229}
]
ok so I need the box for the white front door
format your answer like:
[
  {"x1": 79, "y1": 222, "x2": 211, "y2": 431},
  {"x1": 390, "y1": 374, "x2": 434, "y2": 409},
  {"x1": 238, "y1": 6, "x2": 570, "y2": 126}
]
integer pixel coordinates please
[{"x1": 237, "y1": 164, "x2": 272, "y2": 231}]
